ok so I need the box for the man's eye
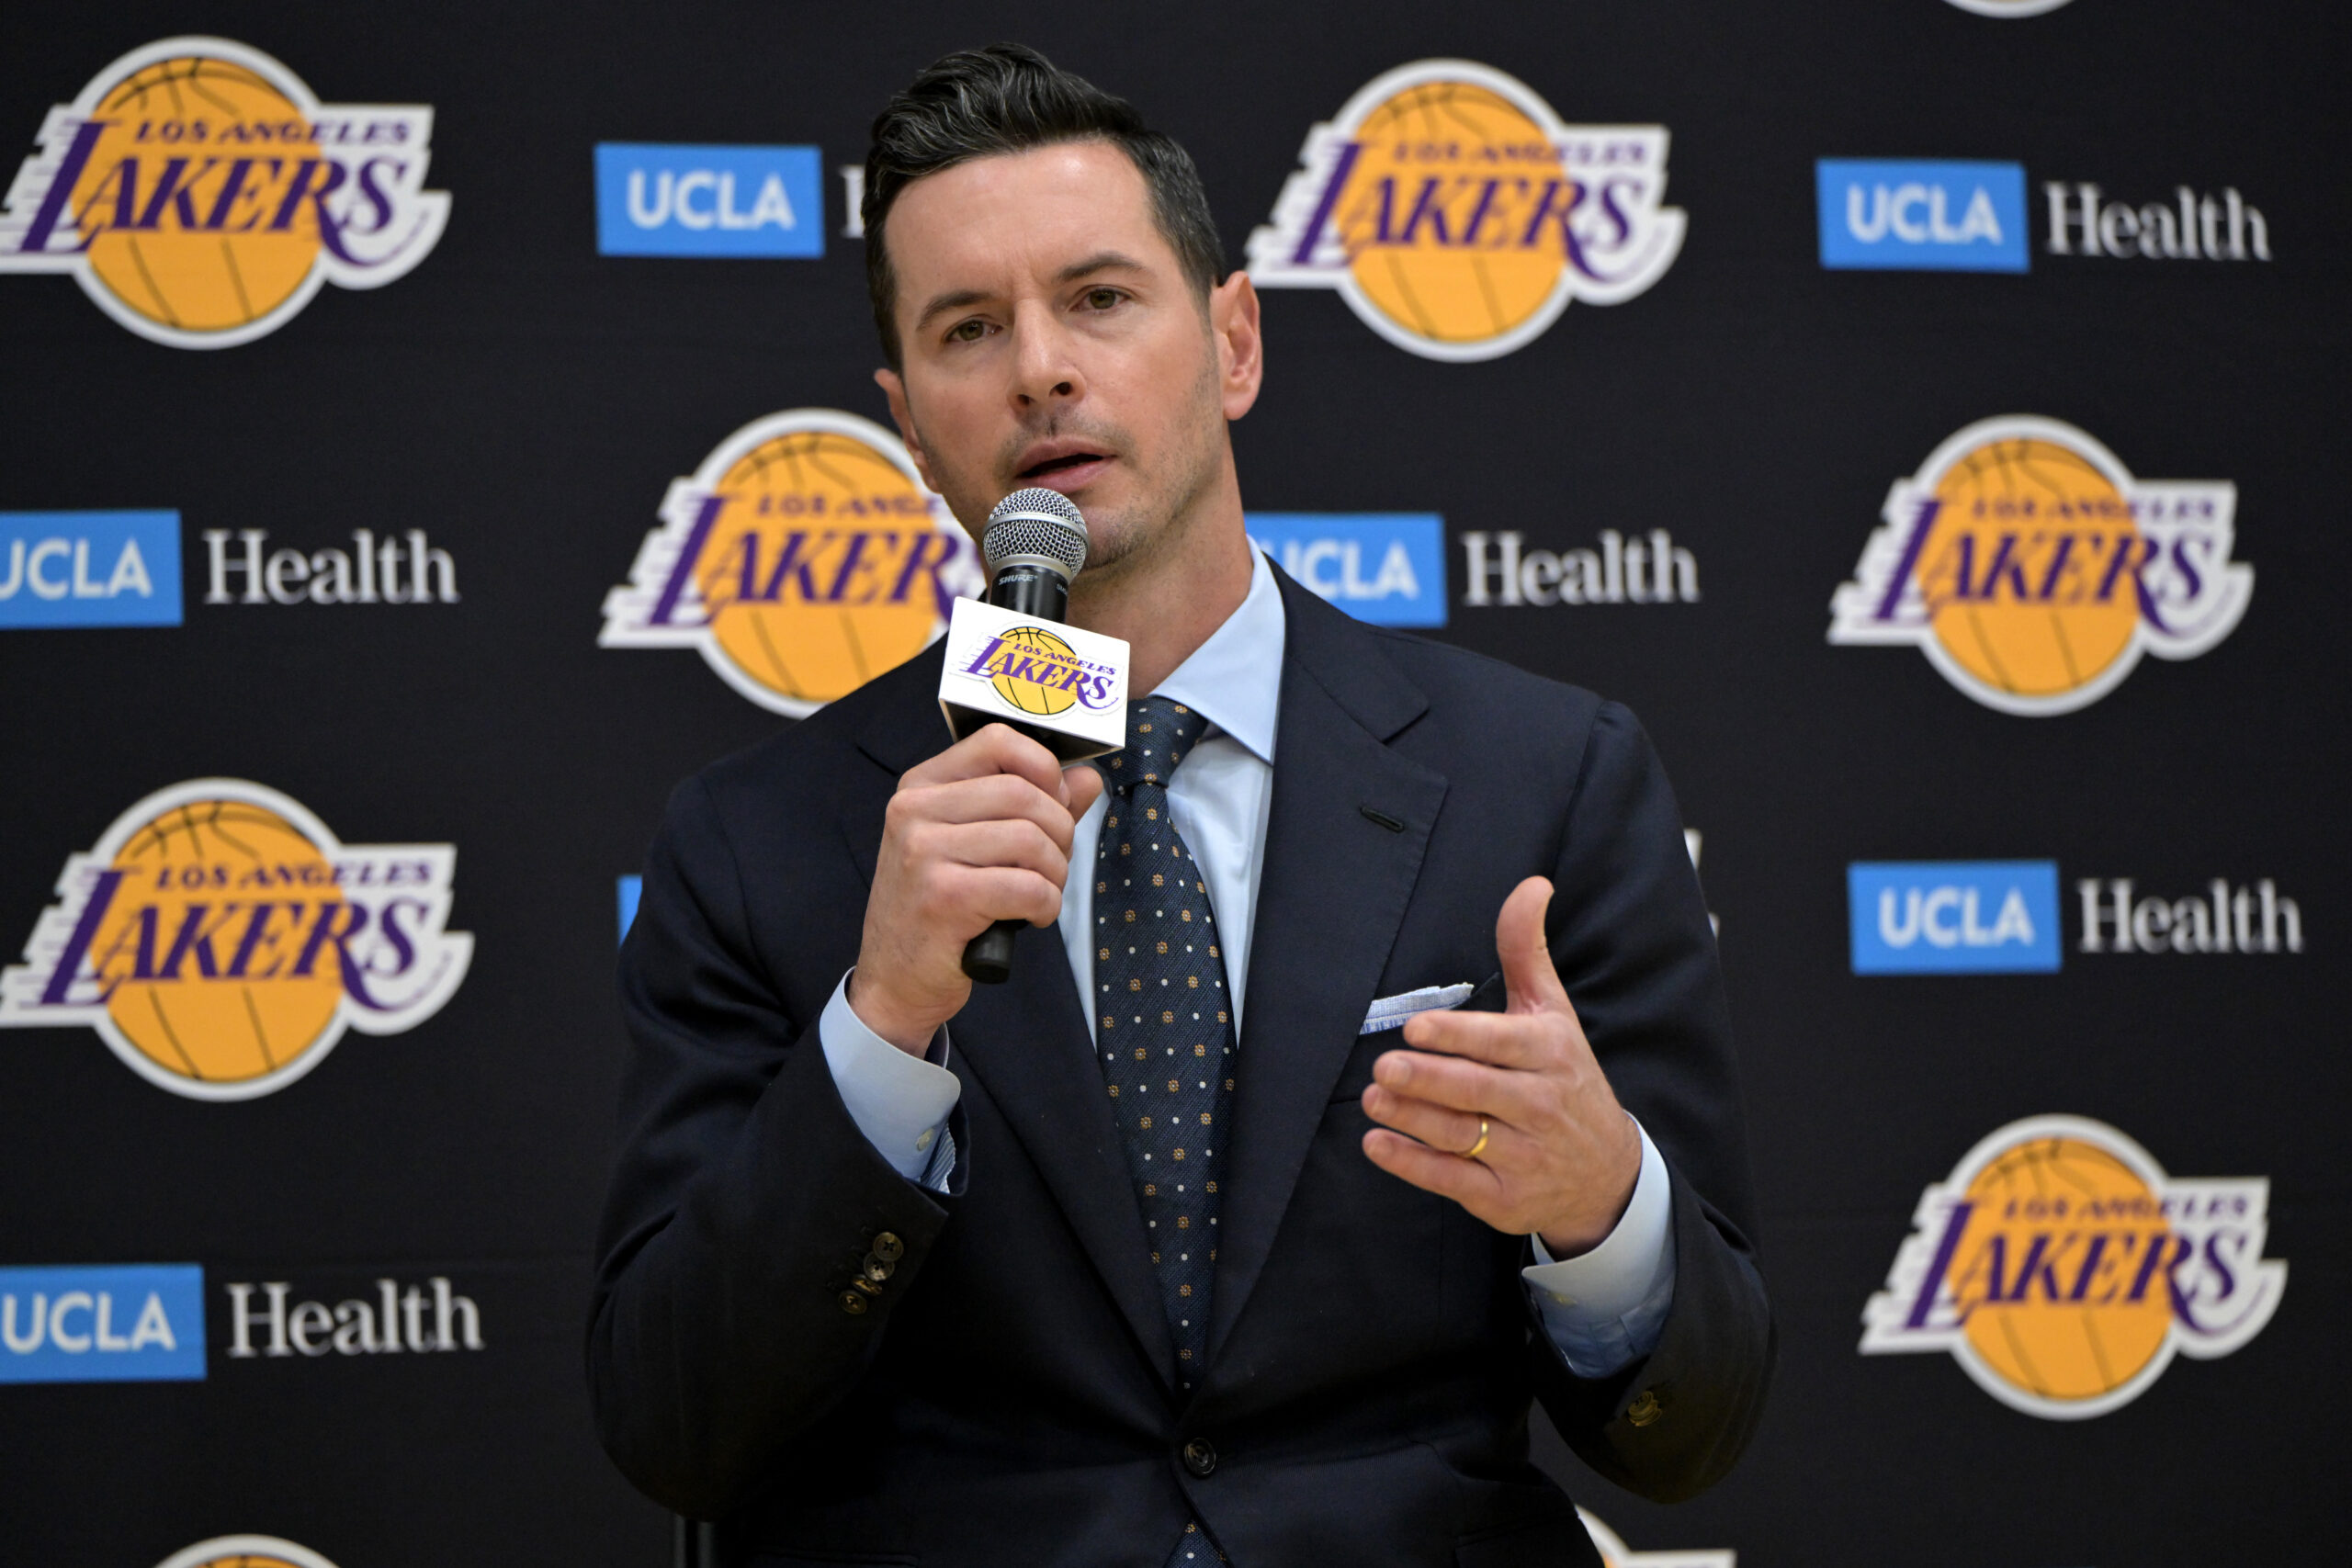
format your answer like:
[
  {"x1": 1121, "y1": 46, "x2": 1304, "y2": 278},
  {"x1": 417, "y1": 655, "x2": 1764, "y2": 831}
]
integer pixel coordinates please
[
  {"x1": 947, "y1": 319, "x2": 989, "y2": 343},
  {"x1": 1084, "y1": 288, "x2": 1122, "y2": 310}
]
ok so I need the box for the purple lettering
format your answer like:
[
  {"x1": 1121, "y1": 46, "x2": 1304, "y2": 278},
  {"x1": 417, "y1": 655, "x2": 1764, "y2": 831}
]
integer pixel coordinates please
[
  {"x1": 1972, "y1": 535, "x2": 2030, "y2": 602},
  {"x1": 1905, "y1": 1200, "x2": 1973, "y2": 1329},
  {"x1": 350, "y1": 156, "x2": 401, "y2": 237},
  {"x1": 960, "y1": 636, "x2": 1009, "y2": 678},
  {"x1": 154, "y1": 902, "x2": 232, "y2": 979},
  {"x1": 202, "y1": 157, "x2": 267, "y2": 232},
  {"x1": 132, "y1": 157, "x2": 219, "y2": 231},
  {"x1": 2036, "y1": 533, "x2": 2080, "y2": 601},
  {"x1": 1291, "y1": 141, "x2": 1363, "y2": 265},
  {"x1": 646, "y1": 494, "x2": 727, "y2": 626},
  {"x1": 291, "y1": 901, "x2": 368, "y2": 979},
  {"x1": 14, "y1": 119, "x2": 111, "y2": 254},
  {"x1": 226, "y1": 901, "x2": 297, "y2": 979},
  {"x1": 825, "y1": 530, "x2": 876, "y2": 603},
  {"x1": 1875, "y1": 499, "x2": 1942, "y2": 622},
  {"x1": 886, "y1": 530, "x2": 951, "y2": 606},
  {"x1": 1458, "y1": 178, "x2": 1510, "y2": 247},
  {"x1": 2094, "y1": 535, "x2": 2155, "y2": 604},
  {"x1": 35, "y1": 870, "x2": 123, "y2": 1004},
  {"x1": 756, "y1": 531, "x2": 825, "y2": 604},
  {"x1": 2067, "y1": 1232, "x2": 2114, "y2": 1303},
  {"x1": 2127, "y1": 1233, "x2": 2190, "y2": 1303},
  {"x1": 1397, "y1": 178, "x2": 1453, "y2": 246}
]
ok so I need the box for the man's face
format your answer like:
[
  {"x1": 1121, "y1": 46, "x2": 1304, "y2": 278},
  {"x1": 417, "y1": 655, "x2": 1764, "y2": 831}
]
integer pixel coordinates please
[{"x1": 875, "y1": 141, "x2": 1256, "y2": 581}]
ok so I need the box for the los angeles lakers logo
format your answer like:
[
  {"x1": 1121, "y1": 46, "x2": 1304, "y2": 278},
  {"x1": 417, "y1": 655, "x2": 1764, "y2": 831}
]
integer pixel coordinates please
[
  {"x1": 959, "y1": 625, "x2": 1116, "y2": 716},
  {"x1": 0, "y1": 38, "x2": 449, "y2": 349},
  {"x1": 601, "y1": 409, "x2": 983, "y2": 716},
  {"x1": 1829, "y1": 416, "x2": 2252, "y2": 715},
  {"x1": 155, "y1": 1537, "x2": 338, "y2": 1568},
  {"x1": 0, "y1": 781, "x2": 471, "y2": 1100},
  {"x1": 1247, "y1": 60, "x2": 1685, "y2": 361},
  {"x1": 1862, "y1": 1115, "x2": 2285, "y2": 1418}
]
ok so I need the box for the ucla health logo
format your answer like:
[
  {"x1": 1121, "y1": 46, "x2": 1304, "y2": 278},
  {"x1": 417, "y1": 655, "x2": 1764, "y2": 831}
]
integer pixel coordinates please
[
  {"x1": 1864, "y1": 1116, "x2": 2284, "y2": 1417},
  {"x1": 0, "y1": 511, "x2": 180, "y2": 627},
  {"x1": 0, "y1": 780, "x2": 471, "y2": 1100},
  {"x1": 594, "y1": 143, "x2": 821, "y2": 257},
  {"x1": 0, "y1": 1264, "x2": 204, "y2": 1382},
  {"x1": 0, "y1": 38, "x2": 447, "y2": 348},
  {"x1": 1830, "y1": 417, "x2": 2250, "y2": 714},
  {"x1": 1249, "y1": 61, "x2": 1683, "y2": 361},
  {"x1": 602, "y1": 409, "x2": 981, "y2": 716},
  {"x1": 1817, "y1": 160, "x2": 2027, "y2": 272},
  {"x1": 156, "y1": 1539, "x2": 339, "y2": 1568},
  {"x1": 1246, "y1": 514, "x2": 1445, "y2": 626},
  {"x1": 1849, "y1": 861, "x2": 2059, "y2": 975}
]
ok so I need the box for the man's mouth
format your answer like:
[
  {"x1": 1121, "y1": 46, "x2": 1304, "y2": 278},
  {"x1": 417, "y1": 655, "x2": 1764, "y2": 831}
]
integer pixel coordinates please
[
  {"x1": 1014, "y1": 441, "x2": 1114, "y2": 487},
  {"x1": 1020, "y1": 452, "x2": 1107, "y2": 479}
]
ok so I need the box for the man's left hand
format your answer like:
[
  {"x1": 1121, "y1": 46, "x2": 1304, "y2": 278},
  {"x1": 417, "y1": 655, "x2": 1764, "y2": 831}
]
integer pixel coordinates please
[{"x1": 1360, "y1": 875, "x2": 1641, "y2": 1257}]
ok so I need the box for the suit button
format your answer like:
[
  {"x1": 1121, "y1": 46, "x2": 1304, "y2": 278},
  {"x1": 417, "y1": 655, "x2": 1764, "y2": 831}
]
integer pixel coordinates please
[
  {"x1": 861, "y1": 1252, "x2": 894, "y2": 1283},
  {"x1": 1627, "y1": 1389, "x2": 1662, "y2": 1427},
  {"x1": 872, "y1": 1232, "x2": 904, "y2": 1262},
  {"x1": 1182, "y1": 1439, "x2": 1217, "y2": 1478},
  {"x1": 838, "y1": 1290, "x2": 869, "y2": 1316}
]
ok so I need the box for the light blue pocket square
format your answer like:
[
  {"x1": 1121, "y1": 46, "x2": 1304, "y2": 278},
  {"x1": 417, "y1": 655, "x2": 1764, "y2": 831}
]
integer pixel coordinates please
[{"x1": 1359, "y1": 983, "x2": 1476, "y2": 1034}]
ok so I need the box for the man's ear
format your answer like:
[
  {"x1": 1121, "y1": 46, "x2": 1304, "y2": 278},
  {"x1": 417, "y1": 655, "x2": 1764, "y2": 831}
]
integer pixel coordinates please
[
  {"x1": 1209, "y1": 271, "x2": 1264, "y2": 422},
  {"x1": 875, "y1": 367, "x2": 942, "y2": 492}
]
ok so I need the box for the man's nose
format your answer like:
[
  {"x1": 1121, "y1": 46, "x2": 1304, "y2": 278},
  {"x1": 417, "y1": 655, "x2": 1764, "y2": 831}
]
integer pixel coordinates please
[{"x1": 1008, "y1": 303, "x2": 1085, "y2": 409}]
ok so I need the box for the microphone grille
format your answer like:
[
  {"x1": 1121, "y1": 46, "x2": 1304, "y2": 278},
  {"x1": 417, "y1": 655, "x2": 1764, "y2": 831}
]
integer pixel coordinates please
[{"x1": 984, "y1": 487, "x2": 1089, "y2": 580}]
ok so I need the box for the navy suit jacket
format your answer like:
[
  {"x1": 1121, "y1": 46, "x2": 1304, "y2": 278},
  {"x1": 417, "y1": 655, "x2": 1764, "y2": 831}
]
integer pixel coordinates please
[{"x1": 590, "y1": 568, "x2": 1771, "y2": 1567}]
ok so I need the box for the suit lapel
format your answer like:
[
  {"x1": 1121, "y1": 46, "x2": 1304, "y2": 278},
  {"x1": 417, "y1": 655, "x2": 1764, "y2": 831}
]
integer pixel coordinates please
[
  {"x1": 852, "y1": 657, "x2": 1178, "y2": 1386},
  {"x1": 1209, "y1": 574, "x2": 1447, "y2": 1361}
]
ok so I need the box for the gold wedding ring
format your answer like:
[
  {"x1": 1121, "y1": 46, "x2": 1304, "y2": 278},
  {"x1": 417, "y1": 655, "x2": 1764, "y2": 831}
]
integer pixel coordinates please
[{"x1": 1461, "y1": 1118, "x2": 1491, "y2": 1162}]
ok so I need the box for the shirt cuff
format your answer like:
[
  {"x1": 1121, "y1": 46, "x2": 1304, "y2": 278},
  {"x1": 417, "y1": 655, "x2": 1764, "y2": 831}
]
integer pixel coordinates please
[
  {"x1": 1521, "y1": 1118, "x2": 1677, "y2": 1379},
  {"x1": 819, "y1": 972, "x2": 962, "y2": 1186}
]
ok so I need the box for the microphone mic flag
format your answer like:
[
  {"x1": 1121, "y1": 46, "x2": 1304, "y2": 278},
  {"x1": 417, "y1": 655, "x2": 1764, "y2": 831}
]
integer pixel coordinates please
[{"x1": 941, "y1": 489, "x2": 1130, "y2": 984}]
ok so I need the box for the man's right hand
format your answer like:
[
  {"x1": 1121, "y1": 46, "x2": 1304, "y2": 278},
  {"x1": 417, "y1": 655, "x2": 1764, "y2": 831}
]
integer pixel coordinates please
[{"x1": 849, "y1": 723, "x2": 1107, "y2": 1054}]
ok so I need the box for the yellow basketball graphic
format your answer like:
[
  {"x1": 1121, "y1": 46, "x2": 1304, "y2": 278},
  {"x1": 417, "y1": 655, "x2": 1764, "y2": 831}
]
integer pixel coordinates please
[
  {"x1": 695, "y1": 428, "x2": 950, "y2": 709},
  {"x1": 65, "y1": 56, "x2": 322, "y2": 335},
  {"x1": 89, "y1": 798, "x2": 344, "y2": 1088},
  {"x1": 1949, "y1": 1135, "x2": 2175, "y2": 1406},
  {"x1": 1919, "y1": 437, "x2": 2141, "y2": 701},
  {"x1": 1335, "y1": 83, "x2": 1565, "y2": 349},
  {"x1": 988, "y1": 626, "x2": 1083, "y2": 716}
]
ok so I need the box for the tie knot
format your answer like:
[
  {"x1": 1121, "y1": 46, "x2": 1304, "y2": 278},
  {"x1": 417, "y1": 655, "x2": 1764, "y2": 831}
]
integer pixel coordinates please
[{"x1": 1100, "y1": 696, "x2": 1209, "y2": 792}]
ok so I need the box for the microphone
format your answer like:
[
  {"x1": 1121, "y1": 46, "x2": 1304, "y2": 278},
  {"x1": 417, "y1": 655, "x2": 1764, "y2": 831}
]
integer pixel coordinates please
[{"x1": 962, "y1": 487, "x2": 1091, "y2": 985}]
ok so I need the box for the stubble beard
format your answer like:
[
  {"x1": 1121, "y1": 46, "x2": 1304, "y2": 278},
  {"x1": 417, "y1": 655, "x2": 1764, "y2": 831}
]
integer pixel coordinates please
[
  {"x1": 920, "y1": 355, "x2": 1229, "y2": 598},
  {"x1": 1067, "y1": 355, "x2": 1227, "y2": 597}
]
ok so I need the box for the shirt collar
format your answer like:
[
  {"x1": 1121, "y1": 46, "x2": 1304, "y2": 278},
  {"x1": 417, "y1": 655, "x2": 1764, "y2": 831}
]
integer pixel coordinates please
[{"x1": 1151, "y1": 547, "x2": 1283, "y2": 765}]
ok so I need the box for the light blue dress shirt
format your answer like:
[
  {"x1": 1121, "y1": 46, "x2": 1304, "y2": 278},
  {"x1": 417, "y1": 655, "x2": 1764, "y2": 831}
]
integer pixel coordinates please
[{"x1": 819, "y1": 549, "x2": 1677, "y2": 1377}]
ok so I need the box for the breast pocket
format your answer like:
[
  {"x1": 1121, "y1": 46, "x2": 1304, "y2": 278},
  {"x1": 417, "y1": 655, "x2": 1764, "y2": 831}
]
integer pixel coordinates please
[{"x1": 1327, "y1": 972, "x2": 1503, "y2": 1106}]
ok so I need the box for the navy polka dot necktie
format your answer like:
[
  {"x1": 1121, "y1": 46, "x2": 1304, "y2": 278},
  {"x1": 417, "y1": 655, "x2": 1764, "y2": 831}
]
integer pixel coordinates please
[
  {"x1": 1093, "y1": 694, "x2": 1237, "y2": 1398},
  {"x1": 1093, "y1": 696, "x2": 1237, "y2": 1566}
]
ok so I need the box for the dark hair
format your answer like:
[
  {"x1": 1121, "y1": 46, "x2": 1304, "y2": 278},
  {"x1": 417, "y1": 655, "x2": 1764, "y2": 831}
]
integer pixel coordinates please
[{"x1": 863, "y1": 43, "x2": 1225, "y2": 369}]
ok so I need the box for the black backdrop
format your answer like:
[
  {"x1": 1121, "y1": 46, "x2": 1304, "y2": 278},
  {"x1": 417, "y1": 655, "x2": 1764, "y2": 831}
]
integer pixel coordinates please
[{"x1": 2, "y1": 2, "x2": 2345, "y2": 1562}]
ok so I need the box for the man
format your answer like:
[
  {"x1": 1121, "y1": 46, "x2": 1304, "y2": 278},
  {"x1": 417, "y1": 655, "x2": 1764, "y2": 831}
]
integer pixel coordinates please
[{"x1": 591, "y1": 44, "x2": 1769, "y2": 1568}]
